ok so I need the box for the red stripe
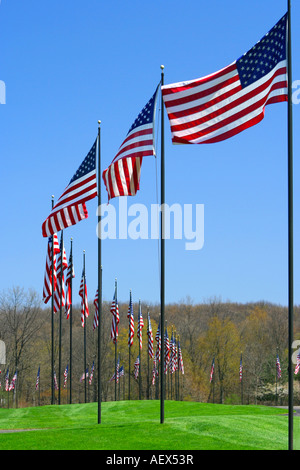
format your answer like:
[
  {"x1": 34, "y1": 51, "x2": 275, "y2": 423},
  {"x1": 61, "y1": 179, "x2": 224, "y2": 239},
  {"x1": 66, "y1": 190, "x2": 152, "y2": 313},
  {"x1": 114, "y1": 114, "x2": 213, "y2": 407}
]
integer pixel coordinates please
[{"x1": 170, "y1": 68, "x2": 287, "y2": 142}]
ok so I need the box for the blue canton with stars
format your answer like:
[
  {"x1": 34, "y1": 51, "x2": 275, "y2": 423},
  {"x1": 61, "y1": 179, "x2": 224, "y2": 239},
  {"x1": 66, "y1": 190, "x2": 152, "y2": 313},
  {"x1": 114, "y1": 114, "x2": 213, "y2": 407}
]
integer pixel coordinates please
[
  {"x1": 127, "y1": 86, "x2": 159, "y2": 135},
  {"x1": 69, "y1": 139, "x2": 97, "y2": 184},
  {"x1": 236, "y1": 13, "x2": 287, "y2": 89}
]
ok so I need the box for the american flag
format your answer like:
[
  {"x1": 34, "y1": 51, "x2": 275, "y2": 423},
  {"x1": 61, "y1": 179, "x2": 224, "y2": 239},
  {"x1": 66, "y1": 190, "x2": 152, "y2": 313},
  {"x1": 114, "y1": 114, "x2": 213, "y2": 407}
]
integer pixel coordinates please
[
  {"x1": 54, "y1": 369, "x2": 58, "y2": 390},
  {"x1": 110, "y1": 355, "x2": 120, "y2": 383},
  {"x1": 127, "y1": 290, "x2": 134, "y2": 347},
  {"x1": 42, "y1": 139, "x2": 98, "y2": 237},
  {"x1": 152, "y1": 358, "x2": 157, "y2": 385},
  {"x1": 80, "y1": 368, "x2": 89, "y2": 382},
  {"x1": 53, "y1": 234, "x2": 68, "y2": 314},
  {"x1": 65, "y1": 248, "x2": 75, "y2": 319},
  {"x1": 239, "y1": 354, "x2": 243, "y2": 383},
  {"x1": 5, "y1": 368, "x2": 9, "y2": 392},
  {"x1": 9, "y1": 371, "x2": 17, "y2": 391},
  {"x1": 169, "y1": 332, "x2": 176, "y2": 374},
  {"x1": 35, "y1": 366, "x2": 40, "y2": 391},
  {"x1": 134, "y1": 355, "x2": 140, "y2": 380},
  {"x1": 164, "y1": 329, "x2": 170, "y2": 374},
  {"x1": 295, "y1": 350, "x2": 300, "y2": 375},
  {"x1": 89, "y1": 361, "x2": 95, "y2": 385},
  {"x1": 147, "y1": 312, "x2": 154, "y2": 358},
  {"x1": 276, "y1": 354, "x2": 282, "y2": 379},
  {"x1": 162, "y1": 14, "x2": 287, "y2": 144},
  {"x1": 110, "y1": 283, "x2": 119, "y2": 344},
  {"x1": 63, "y1": 364, "x2": 69, "y2": 388},
  {"x1": 43, "y1": 234, "x2": 60, "y2": 304},
  {"x1": 79, "y1": 271, "x2": 89, "y2": 327},
  {"x1": 210, "y1": 357, "x2": 215, "y2": 383},
  {"x1": 102, "y1": 86, "x2": 159, "y2": 201},
  {"x1": 178, "y1": 340, "x2": 184, "y2": 374},
  {"x1": 137, "y1": 301, "x2": 144, "y2": 350},
  {"x1": 155, "y1": 322, "x2": 161, "y2": 363},
  {"x1": 93, "y1": 289, "x2": 99, "y2": 330}
]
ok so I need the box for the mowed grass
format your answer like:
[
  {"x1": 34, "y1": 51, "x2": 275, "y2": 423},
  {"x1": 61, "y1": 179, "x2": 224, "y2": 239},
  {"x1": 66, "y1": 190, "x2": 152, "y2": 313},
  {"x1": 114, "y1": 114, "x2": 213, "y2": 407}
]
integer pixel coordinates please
[{"x1": 0, "y1": 400, "x2": 290, "y2": 450}]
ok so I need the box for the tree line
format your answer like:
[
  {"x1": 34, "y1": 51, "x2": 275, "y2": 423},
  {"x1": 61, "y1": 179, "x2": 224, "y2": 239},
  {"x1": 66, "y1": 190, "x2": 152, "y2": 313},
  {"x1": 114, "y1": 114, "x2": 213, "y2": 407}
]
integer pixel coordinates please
[{"x1": 0, "y1": 286, "x2": 299, "y2": 408}]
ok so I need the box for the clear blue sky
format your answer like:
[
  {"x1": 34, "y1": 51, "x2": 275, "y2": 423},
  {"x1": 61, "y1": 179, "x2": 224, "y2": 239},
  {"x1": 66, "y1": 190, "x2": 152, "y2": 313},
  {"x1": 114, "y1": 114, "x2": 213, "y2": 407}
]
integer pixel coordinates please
[{"x1": 1, "y1": 0, "x2": 299, "y2": 308}]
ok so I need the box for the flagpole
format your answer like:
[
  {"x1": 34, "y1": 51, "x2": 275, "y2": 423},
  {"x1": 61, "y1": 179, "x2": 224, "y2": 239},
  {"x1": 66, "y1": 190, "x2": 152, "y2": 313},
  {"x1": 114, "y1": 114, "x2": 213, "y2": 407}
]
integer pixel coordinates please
[
  {"x1": 160, "y1": 64, "x2": 165, "y2": 424},
  {"x1": 83, "y1": 250, "x2": 87, "y2": 403},
  {"x1": 51, "y1": 195, "x2": 55, "y2": 405},
  {"x1": 115, "y1": 278, "x2": 118, "y2": 402},
  {"x1": 139, "y1": 299, "x2": 142, "y2": 400},
  {"x1": 58, "y1": 230, "x2": 63, "y2": 405},
  {"x1": 69, "y1": 238, "x2": 73, "y2": 405},
  {"x1": 97, "y1": 120, "x2": 102, "y2": 424},
  {"x1": 147, "y1": 307, "x2": 150, "y2": 400},
  {"x1": 287, "y1": 0, "x2": 294, "y2": 451},
  {"x1": 128, "y1": 289, "x2": 132, "y2": 401}
]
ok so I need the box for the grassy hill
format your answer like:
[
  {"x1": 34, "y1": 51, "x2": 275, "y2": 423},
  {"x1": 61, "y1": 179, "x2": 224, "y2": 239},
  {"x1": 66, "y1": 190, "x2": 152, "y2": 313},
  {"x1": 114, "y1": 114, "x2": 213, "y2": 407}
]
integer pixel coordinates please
[{"x1": 0, "y1": 400, "x2": 290, "y2": 450}]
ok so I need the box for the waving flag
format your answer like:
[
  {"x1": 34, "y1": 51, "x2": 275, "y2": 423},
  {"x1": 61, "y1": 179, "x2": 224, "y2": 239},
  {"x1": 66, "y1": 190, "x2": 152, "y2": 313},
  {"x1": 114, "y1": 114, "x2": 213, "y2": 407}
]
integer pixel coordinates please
[
  {"x1": 36, "y1": 366, "x2": 40, "y2": 391},
  {"x1": 178, "y1": 340, "x2": 184, "y2": 375},
  {"x1": 93, "y1": 289, "x2": 99, "y2": 330},
  {"x1": 102, "y1": 86, "x2": 159, "y2": 201},
  {"x1": 164, "y1": 329, "x2": 170, "y2": 374},
  {"x1": 137, "y1": 302, "x2": 144, "y2": 350},
  {"x1": 127, "y1": 290, "x2": 134, "y2": 347},
  {"x1": 110, "y1": 284, "x2": 119, "y2": 344},
  {"x1": 295, "y1": 350, "x2": 300, "y2": 375},
  {"x1": 65, "y1": 249, "x2": 75, "y2": 319},
  {"x1": 162, "y1": 14, "x2": 287, "y2": 144},
  {"x1": 239, "y1": 354, "x2": 243, "y2": 383},
  {"x1": 42, "y1": 139, "x2": 97, "y2": 237},
  {"x1": 53, "y1": 234, "x2": 68, "y2": 314},
  {"x1": 210, "y1": 358, "x2": 215, "y2": 383},
  {"x1": 134, "y1": 356, "x2": 140, "y2": 380},
  {"x1": 43, "y1": 234, "x2": 60, "y2": 304},
  {"x1": 89, "y1": 361, "x2": 95, "y2": 385},
  {"x1": 63, "y1": 365, "x2": 69, "y2": 388},
  {"x1": 147, "y1": 313, "x2": 154, "y2": 358},
  {"x1": 276, "y1": 354, "x2": 282, "y2": 379},
  {"x1": 155, "y1": 322, "x2": 161, "y2": 363},
  {"x1": 9, "y1": 371, "x2": 17, "y2": 391},
  {"x1": 79, "y1": 271, "x2": 89, "y2": 327}
]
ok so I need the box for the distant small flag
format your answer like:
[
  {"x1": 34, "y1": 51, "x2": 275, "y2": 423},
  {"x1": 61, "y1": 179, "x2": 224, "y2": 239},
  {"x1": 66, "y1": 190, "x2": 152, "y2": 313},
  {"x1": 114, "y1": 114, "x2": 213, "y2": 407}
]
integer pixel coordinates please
[
  {"x1": 147, "y1": 312, "x2": 154, "y2": 358},
  {"x1": 36, "y1": 366, "x2": 40, "y2": 391},
  {"x1": 43, "y1": 234, "x2": 60, "y2": 304},
  {"x1": 295, "y1": 350, "x2": 300, "y2": 375},
  {"x1": 152, "y1": 358, "x2": 157, "y2": 385},
  {"x1": 164, "y1": 329, "x2": 170, "y2": 374},
  {"x1": 53, "y1": 234, "x2": 68, "y2": 314},
  {"x1": 102, "y1": 87, "x2": 159, "y2": 201},
  {"x1": 110, "y1": 356, "x2": 120, "y2": 383},
  {"x1": 276, "y1": 354, "x2": 282, "y2": 379},
  {"x1": 169, "y1": 333, "x2": 176, "y2": 374},
  {"x1": 42, "y1": 139, "x2": 98, "y2": 237},
  {"x1": 5, "y1": 368, "x2": 9, "y2": 392},
  {"x1": 178, "y1": 339, "x2": 184, "y2": 375},
  {"x1": 134, "y1": 356, "x2": 140, "y2": 380},
  {"x1": 65, "y1": 249, "x2": 75, "y2": 319},
  {"x1": 9, "y1": 371, "x2": 17, "y2": 391},
  {"x1": 63, "y1": 364, "x2": 69, "y2": 388},
  {"x1": 79, "y1": 271, "x2": 89, "y2": 327},
  {"x1": 54, "y1": 369, "x2": 58, "y2": 390},
  {"x1": 80, "y1": 368, "x2": 89, "y2": 383},
  {"x1": 239, "y1": 354, "x2": 243, "y2": 383},
  {"x1": 155, "y1": 322, "x2": 161, "y2": 363},
  {"x1": 137, "y1": 302, "x2": 144, "y2": 350},
  {"x1": 127, "y1": 290, "x2": 134, "y2": 347},
  {"x1": 110, "y1": 283, "x2": 119, "y2": 344},
  {"x1": 210, "y1": 357, "x2": 215, "y2": 383},
  {"x1": 93, "y1": 289, "x2": 99, "y2": 330},
  {"x1": 89, "y1": 361, "x2": 95, "y2": 385}
]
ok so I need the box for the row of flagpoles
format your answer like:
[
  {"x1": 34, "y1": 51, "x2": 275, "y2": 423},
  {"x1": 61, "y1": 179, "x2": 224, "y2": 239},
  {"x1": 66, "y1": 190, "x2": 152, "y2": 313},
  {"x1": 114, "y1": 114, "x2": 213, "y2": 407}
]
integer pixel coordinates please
[
  {"x1": 43, "y1": 231, "x2": 185, "y2": 404},
  {"x1": 40, "y1": 3, "x2": 295, "y2": 447}
]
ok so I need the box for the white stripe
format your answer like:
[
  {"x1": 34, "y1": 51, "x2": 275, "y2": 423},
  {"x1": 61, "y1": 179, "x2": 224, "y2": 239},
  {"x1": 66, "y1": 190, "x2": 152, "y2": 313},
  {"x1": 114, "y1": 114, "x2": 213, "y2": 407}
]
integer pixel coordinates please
[
  {"x1": 117, "y1": 159, "x2": 128, "y2": 196},
  {"x1": 171, "y1": 65, "x2": 287, "y2": 141},
  {"x1": 110, "y1": 163, "x2": 120, "y2": 198}
]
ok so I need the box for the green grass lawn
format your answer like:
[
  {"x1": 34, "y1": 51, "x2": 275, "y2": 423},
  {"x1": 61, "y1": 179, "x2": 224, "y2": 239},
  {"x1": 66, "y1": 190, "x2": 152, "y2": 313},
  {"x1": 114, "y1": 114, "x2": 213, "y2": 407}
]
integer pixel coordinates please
[{"x1": 0, "y1": 400, "x2": 291, "y2": 450}]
